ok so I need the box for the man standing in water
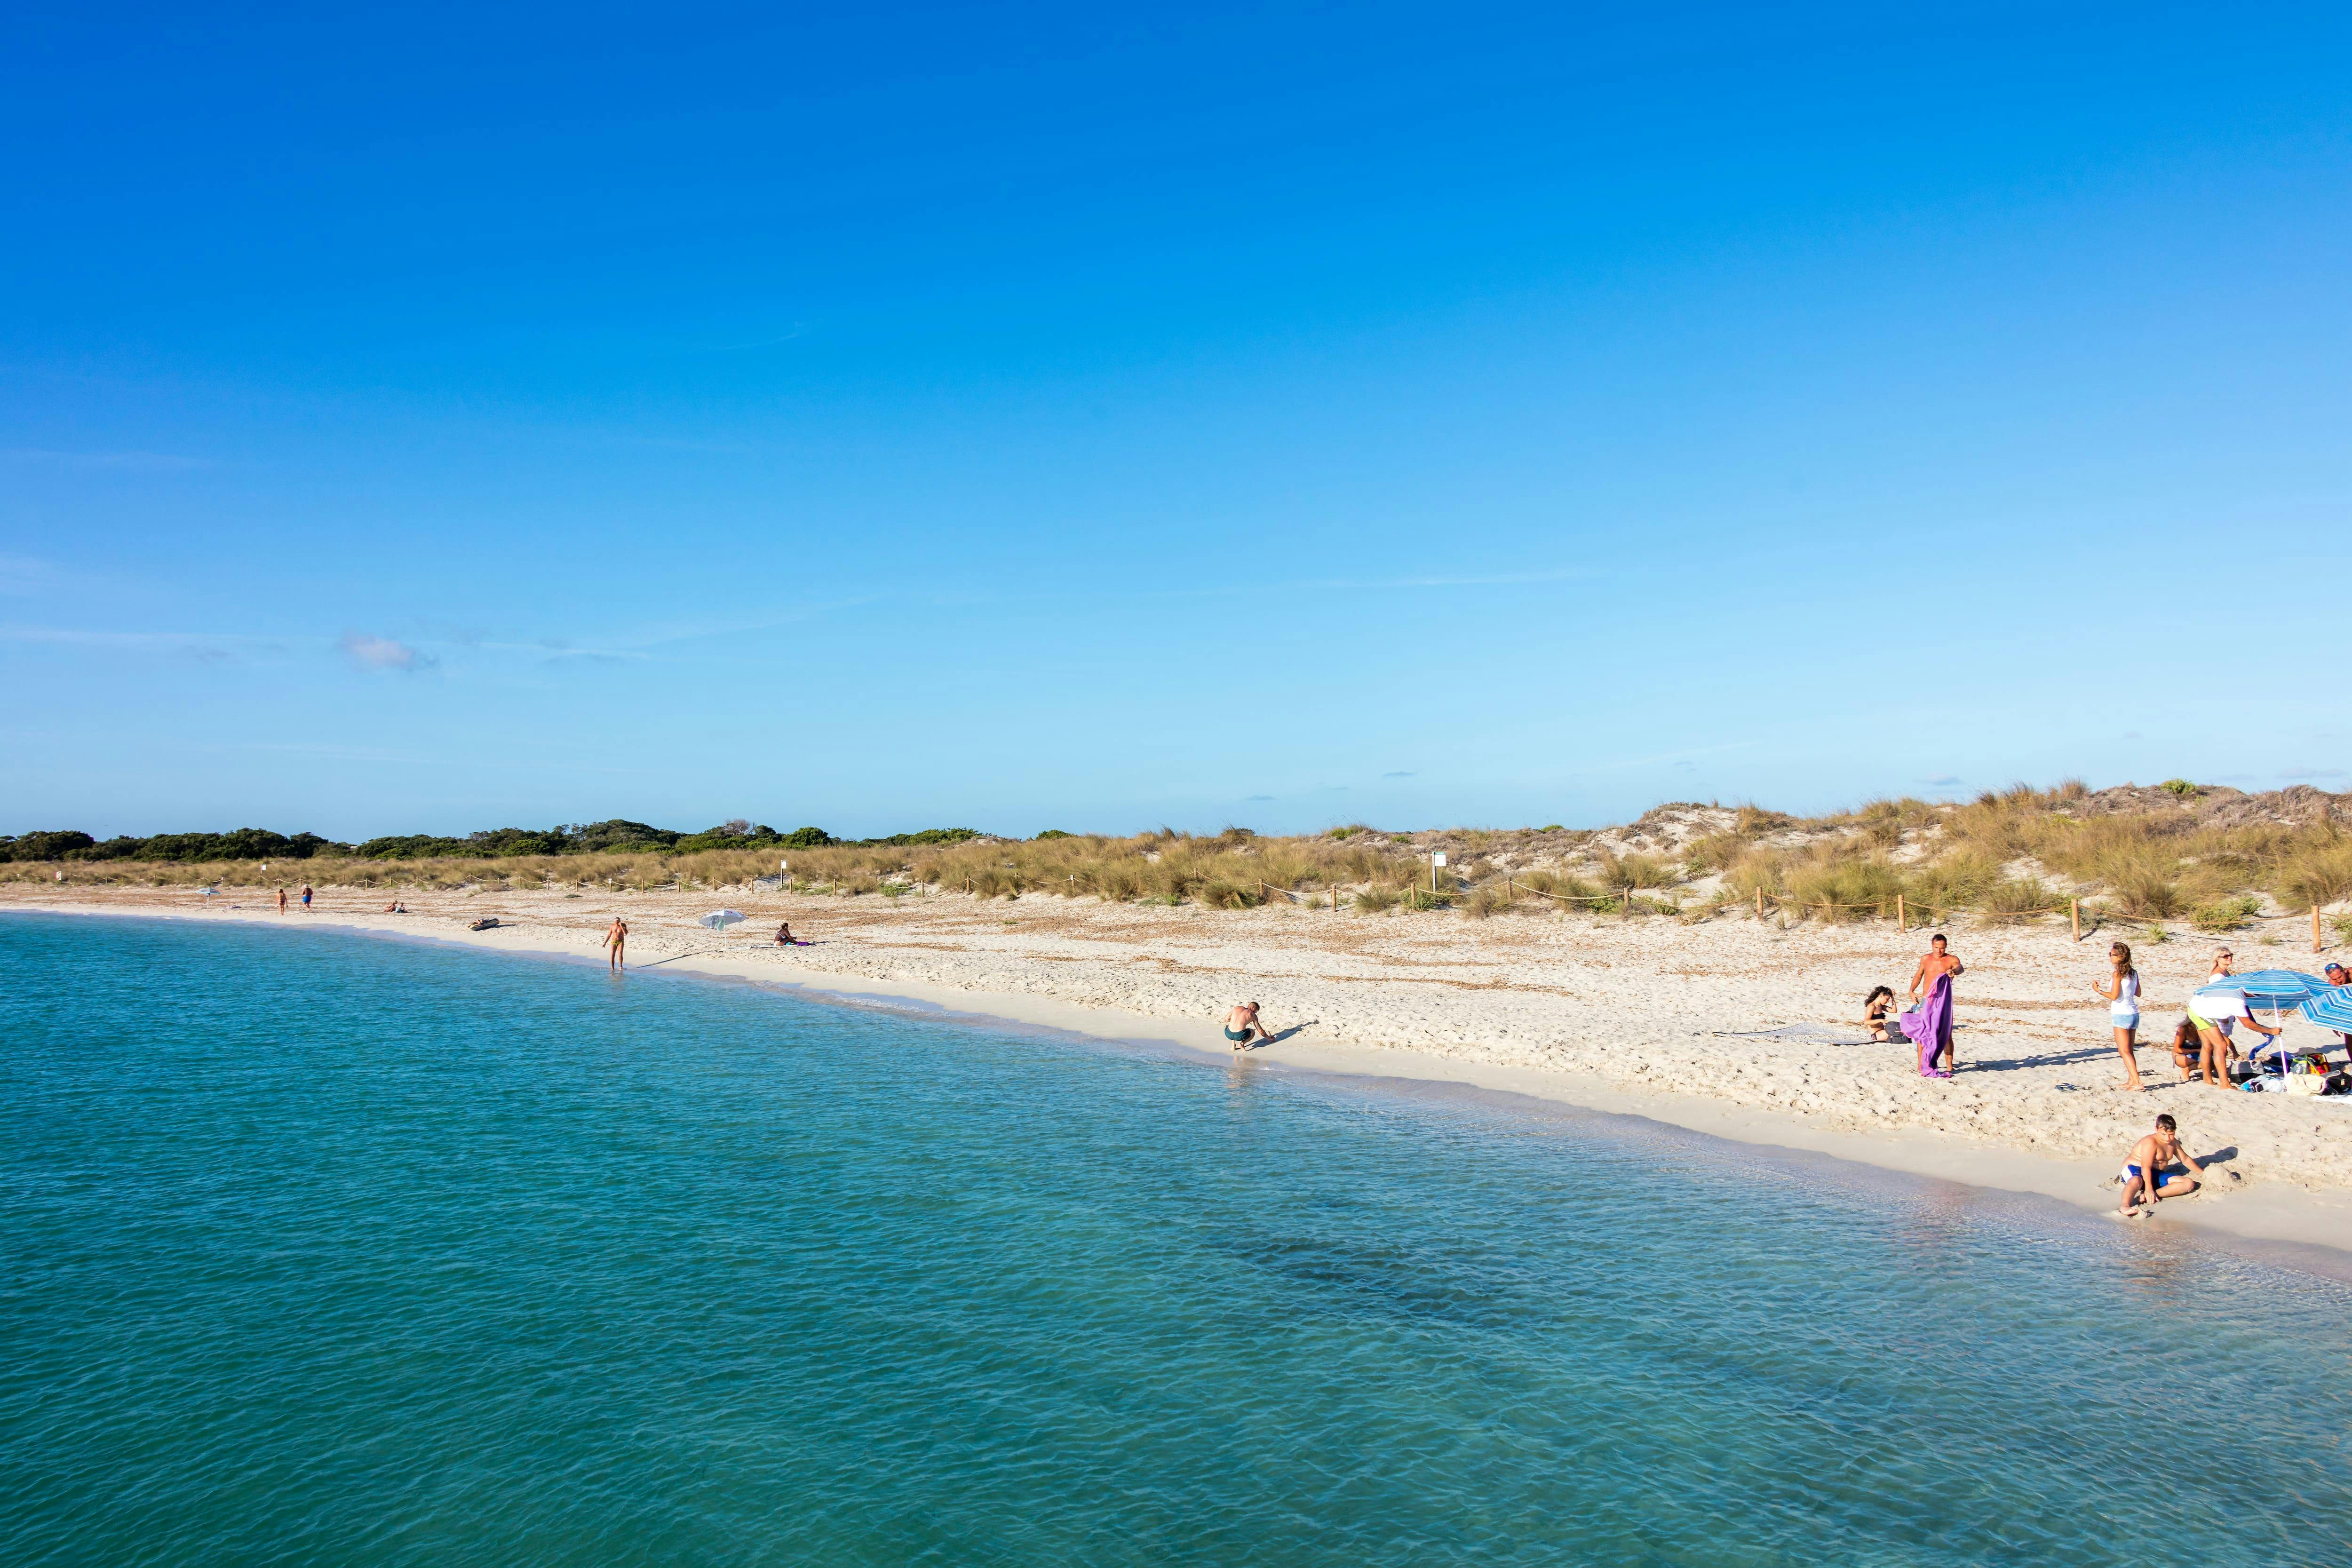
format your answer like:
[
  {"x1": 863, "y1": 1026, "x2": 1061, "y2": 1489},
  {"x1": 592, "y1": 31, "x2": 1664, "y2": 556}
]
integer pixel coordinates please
[
  {"x1": 604, "y1": 916, "x2": 628, "y2": 971},
  {"x1": 1907, "y1": 932, "x2": 1964, "y2": 1075}
]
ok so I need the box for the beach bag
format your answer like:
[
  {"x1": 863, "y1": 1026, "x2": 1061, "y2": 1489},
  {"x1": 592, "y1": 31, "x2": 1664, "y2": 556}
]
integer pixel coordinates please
[{"x1": 2286, "y1": 1074, "x2": 2325, "y2": 1097}]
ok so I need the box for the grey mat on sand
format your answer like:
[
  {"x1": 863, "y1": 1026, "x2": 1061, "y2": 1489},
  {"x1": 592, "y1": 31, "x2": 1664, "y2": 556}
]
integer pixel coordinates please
[{"x1": 1714, "y1": 1023, "x2": 1883, "y2": 1045}]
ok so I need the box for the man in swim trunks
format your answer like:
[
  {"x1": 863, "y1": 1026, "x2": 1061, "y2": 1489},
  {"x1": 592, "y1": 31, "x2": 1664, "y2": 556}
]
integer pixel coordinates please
[
  {"x1": 2118, "y1": 1114, "x2": 2200, "y2": 1215},
  {"x1": 1907, "y1": 934, "x2": 1963, "y2": 1072},
  {"x1": 1224, "y1": 1001, "x2": 1272, "y2": 1051},
  {"x1": 300, "y1": 884, "x2": 313, "y2": 911},
  {"x1": 604, "y1": 916, "x2": 628, "y2": 971}
]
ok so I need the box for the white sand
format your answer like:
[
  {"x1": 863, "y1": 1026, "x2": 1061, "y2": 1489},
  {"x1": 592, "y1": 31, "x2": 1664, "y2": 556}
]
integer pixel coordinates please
[{"x1": 14, "y1": 884, "x2": 2352, "y2": 1255}]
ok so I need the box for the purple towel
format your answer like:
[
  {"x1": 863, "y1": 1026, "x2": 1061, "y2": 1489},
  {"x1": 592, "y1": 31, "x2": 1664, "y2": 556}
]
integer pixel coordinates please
[{"x1": 1902, "y1": 973, "x2": 1955, "y2": 1077}]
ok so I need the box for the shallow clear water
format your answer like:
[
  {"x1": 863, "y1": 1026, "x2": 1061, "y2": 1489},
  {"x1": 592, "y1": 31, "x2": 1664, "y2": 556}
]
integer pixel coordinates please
[{"x1": 5, "y1": 914, "x2": 2351, "y2": 1565}]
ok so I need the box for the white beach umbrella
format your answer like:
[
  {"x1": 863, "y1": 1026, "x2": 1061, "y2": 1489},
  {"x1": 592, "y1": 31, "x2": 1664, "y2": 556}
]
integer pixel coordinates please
[{"x1": 698, "y1": 909, "x2": 747, "y2": 932}]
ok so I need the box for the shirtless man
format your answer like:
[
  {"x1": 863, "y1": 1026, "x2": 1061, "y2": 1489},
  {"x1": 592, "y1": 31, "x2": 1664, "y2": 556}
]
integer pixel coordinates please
[
  {"x1": 1224, "y1": 1001, "x2": 1273, "y2": 1051},
  {"x1": 604, "y1": 916, "x2": 628, "y2": 971},
  {"x1": 1907, "y1": 933, "x2": 1964, "y2": 1073},
  {"x1": 1908, "y1": 932, "x2": 1963, "y2": 1001},
  {"x1": 300, "y1": 884, "x2": 313, "y2": 911},
  {"x1": 2118, "y1": 1114, "x2": 2201, "y2": 1215}
]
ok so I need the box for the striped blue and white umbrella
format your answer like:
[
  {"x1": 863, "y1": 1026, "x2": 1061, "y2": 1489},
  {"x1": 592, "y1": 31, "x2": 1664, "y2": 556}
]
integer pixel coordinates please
[
  {"x1": 2228, "y1": 969, "x2": 2333, "y2": 1010},
  {"x1": 698, "y1": 908, "x2": 747, "y2": 932},
  {"x1": 2301, "y1": 986, "x2": 2352, "y2": 1035}
]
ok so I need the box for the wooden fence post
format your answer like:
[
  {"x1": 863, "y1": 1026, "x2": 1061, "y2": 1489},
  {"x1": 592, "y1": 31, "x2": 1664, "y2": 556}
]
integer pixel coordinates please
[
  {"x1": 1896, "y1": 892, "x2": 1906, "y2": 931},
  {"x1": 2071, "y1": 899, "x2": 2080, "y2": 942},
  {"x1": 1756, "y1": 888, "x2": 1764, "y2": 919},
  {"x1": 2319, "y1": 905, "x2": 2327, "y2": 953}
]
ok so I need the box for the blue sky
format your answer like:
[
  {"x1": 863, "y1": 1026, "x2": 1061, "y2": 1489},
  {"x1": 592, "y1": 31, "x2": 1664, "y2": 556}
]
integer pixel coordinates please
[{"x1": 4, "y1": 2, "x2": 2347, "y2": 839}]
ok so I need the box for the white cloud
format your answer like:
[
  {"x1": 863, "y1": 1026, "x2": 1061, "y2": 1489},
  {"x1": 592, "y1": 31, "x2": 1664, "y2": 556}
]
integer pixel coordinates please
[
  {"x1": 1923, "y1": 774, "x2": 1961, "y2": 786},
  {"x1": 338, "y1": 632, "x2": 436, "y2": 673},
  {"x1": 2280, "y1": 766, "x2": 2347, "y2": 781}
]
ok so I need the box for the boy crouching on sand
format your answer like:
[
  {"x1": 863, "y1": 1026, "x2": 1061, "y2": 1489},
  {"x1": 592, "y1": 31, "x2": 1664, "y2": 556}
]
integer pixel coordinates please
[{"x1": 2119, "y1": 1114, "x2": 2200, "y2": 1216}]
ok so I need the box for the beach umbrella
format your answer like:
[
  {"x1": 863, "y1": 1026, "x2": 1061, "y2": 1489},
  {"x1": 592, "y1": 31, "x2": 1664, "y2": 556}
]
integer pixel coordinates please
[
  {"x1": 2206, "y1": 971, "x2": 2335, "y2": 1081},
  {"x1": 2228, "y1": 969, "x2": 2333, "y2": 1010},
  {"x1": 698, "y1": 909, "x2": 747, "y2": 932},
  {"x1": 2299, "y1": 986, "x2": 2352, "y2": 1035}
]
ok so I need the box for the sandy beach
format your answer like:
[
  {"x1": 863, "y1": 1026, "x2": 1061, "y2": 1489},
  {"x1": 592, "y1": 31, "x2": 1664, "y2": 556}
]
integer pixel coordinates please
[{"x1": 15, "y1": 882, "x2": 2350, "y2": 1256}]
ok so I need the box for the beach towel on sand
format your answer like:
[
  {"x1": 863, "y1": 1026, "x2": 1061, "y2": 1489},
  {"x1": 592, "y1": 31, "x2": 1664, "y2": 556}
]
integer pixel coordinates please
[
  {"x1": 1713, "y1": 1024, "x2": 1880, "y2": 1046},
  {"x1": 1902, "y1": 974, "x2": 1954, "y2": 1077}
]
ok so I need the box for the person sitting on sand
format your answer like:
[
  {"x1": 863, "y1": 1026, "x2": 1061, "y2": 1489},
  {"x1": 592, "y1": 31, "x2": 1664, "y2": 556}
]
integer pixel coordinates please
[
  {"x1": 2118, "y1": 1114, "x2": 2201, "y2": 1215},
  {"x1": 1224, "y1": 1001, "x2": 1273, "y2": 1051},
  {"x1": 2167, "y1": 1017, "x2": 2202, "y2": 1081},
  {"x1": 2093, "y1": 941, "x2": 2145, "y2": 1091},
  {"x1": 604, "y1": 916, "x2": 628, "y2": 972},
  {"x1": 1861, "y1": 986, "x2": 1897, "y2": 1043},
  {"x1": 774, "y1": 921, "x2": 795, "y2": 947},
  {"x1": 382, "y1": 900, "x2": 409, "y2": 914}
]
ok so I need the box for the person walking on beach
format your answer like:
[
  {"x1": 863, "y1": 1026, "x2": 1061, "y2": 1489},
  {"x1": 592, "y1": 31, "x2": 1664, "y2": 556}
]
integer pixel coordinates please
[
  {"x1": 276, "y1": 887, "x2": 287, "y2": 915},
  {"x1": 1224, "y1": 1001, "x2": 1273, "y2": 1051},
  {"x1": 2094, "y1": 941, "x2": 2145, "y2": 1091},
  {"x1": 1905, "y1": 933, "x2": 1963, "y2": 1075},
  {"x1": 604, "y1": 916, "x2": 628, "y2": 972},
  {"x1": 2118, "y1": 1114, "x2": 2201, "y2": 1216},
  {"x1": 300, "y1": 884, "x2": 312, "y2": 912}
]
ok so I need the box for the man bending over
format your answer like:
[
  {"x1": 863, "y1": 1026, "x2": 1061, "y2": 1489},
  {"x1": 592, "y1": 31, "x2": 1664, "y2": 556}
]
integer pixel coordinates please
[{"x1": 1224, "y1": 1002, "x2": 1274, "y2": 1051}]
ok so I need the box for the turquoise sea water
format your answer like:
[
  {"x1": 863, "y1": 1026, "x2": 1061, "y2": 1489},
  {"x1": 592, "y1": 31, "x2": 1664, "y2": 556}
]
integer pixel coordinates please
[{"x1": 5, "y1": 914, "x2": 2352, "y2": 1565}]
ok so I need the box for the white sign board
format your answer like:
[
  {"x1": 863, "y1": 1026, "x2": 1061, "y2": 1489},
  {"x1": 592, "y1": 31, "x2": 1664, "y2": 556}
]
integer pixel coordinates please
[{"x1": 1431, "y1": 852, "x2": 1447, "y2": 867}]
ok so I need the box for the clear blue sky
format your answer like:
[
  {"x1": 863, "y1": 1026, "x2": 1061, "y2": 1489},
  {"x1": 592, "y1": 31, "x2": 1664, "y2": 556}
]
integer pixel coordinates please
[{"x1": 4, "y1": 3, "x2": 2347, "y2": 840}]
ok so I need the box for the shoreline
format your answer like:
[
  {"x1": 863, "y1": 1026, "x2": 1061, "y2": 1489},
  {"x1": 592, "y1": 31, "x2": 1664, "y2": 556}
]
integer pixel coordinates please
[{"x1": 14, "y1": 894, "x2": 2352, "y2": 1261}]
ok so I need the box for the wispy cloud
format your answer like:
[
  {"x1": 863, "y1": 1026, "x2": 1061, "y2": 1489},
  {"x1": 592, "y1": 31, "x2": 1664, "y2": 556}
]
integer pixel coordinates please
[
  {"x1": 1246, "y1": 794, "x2": 1275, "y2": 802},
  {"x1": 338, "y1": 631, "x2": 437, "y2": 673},
  {"x1": 1383, "y1": 770, "x2": 1416, "y2": 779},
  {"x1": 1923, "y1": 774, "x2": 1962, "y2": 786},
  {"x1": 2280, "y1": 766, "x2": 2347, "y2": 780}
]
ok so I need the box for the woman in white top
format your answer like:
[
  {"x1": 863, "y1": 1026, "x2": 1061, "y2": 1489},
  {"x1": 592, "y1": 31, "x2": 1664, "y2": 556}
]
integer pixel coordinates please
[{"x1": 2093, "y1": 940, "x2": 2144, "y2": 1091}]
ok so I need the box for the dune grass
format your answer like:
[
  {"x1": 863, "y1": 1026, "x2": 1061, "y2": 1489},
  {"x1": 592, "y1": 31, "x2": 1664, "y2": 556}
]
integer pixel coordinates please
[{"x1": 13, "y1": 783, "x2": 2347, "y2": 934}]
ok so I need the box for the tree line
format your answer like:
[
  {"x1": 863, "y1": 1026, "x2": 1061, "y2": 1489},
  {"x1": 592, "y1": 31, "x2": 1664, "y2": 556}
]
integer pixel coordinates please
[{"x1": 0, "y1": 820, "x2": 983, "y2": 863}]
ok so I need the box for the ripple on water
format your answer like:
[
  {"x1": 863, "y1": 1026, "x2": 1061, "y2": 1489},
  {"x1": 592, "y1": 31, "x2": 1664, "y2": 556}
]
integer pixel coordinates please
[{"x1": 4, "y1": 911, "x2": 2352, "y2": 1567}]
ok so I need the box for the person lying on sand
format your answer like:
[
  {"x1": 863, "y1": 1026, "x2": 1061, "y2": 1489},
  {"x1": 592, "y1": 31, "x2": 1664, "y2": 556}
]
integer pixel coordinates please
[
  {"x1": 2119, "y1": 1114, "x2": 2200, "y2": 1215},
  {"x1": 1861, "y1": 987, "x2": 1897, "y2": 1042},
  {"x1": 1224, "y1": 1002, "x2": 1273, "y2": 1051}
]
